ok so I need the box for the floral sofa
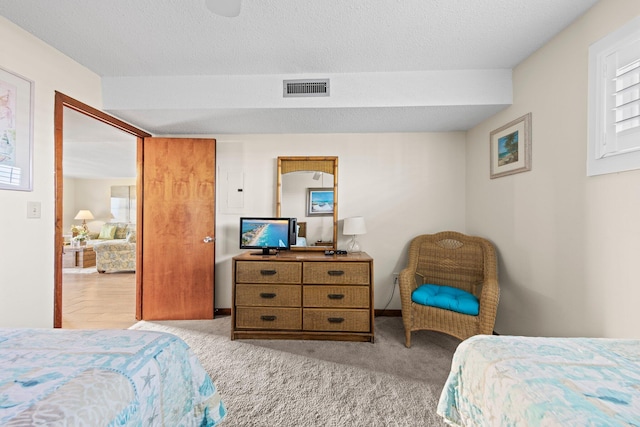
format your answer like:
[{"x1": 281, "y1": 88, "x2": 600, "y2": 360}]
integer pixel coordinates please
[{"x1": 89, "y1": 223, "x2": 136, "y2": 273}]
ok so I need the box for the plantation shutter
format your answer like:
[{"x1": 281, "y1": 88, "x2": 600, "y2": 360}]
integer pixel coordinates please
[
  {"x1": 588, "y1": 16, "x2": 640, "y2": 176},
  {"x1": 600, "y1": 41, "x2": 640, "y2": 158}
]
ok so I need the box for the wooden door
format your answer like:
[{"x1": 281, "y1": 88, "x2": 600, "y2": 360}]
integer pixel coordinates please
[{"x1": 141, "y1": 137, "x2": 216, "y2": 319}]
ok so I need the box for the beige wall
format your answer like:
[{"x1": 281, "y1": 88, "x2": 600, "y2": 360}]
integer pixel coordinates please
[
  {"x1": 63, "y1": 177, "x2": 136, "y2": 234},
  {"x1": 466, "y1": 0, "x2": 640, "y2": 338},
  {"x1": 0, "y1": 17, "x2": 103, "y2": 327},
  {"x1": 214, "y1": 133, "x2": 467, "y2": 309}
]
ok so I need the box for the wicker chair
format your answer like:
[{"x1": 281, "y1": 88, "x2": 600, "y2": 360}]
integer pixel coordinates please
[{"x1": 399, "y1": 231, "x2": 499, "y2": 347}]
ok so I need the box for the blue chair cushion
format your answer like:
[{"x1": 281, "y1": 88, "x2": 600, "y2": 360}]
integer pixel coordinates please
[{"x1": 411, "y1": 284, "x2": 479, "y2": 316}]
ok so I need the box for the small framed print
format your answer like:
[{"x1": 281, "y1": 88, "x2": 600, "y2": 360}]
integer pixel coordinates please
[
  {"x1": 490, "y1": 113, "x2": 532, "y2": 179},
  {"x1": 0, "y1": 66, "x2": 34, "y2": 191},
  {"x1": 306, "y1": 188, "x2": 334, "y2": 216}
]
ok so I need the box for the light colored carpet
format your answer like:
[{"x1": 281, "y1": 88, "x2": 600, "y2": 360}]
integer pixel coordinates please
[{"x1": 130, "y1": 316, "x2": 460, "y2": 426}]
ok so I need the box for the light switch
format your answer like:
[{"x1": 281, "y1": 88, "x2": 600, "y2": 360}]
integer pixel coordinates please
[{"x1": 27, "y1": 201, "x2": 41, "y2": 218}]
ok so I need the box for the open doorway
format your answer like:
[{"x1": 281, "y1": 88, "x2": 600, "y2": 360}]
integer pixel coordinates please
[
  {"x1": 61, "y1": 108, "x2": 136, "y2": 328},
  {"x1": 54, "y1": 92, "x2": 151, "y2": 328}
]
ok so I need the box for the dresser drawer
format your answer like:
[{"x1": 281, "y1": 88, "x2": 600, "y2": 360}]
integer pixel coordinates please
[
  {"x1": 303, "y1": 262, "x2": 370, "y2": 285},
  {"x1": 236, "y1": 284, "x2": 301, "y2": 307},
  {"x1": 303, "y1": 285, "x2": 369, "y2": 308},
  {"x1": 235, "y1": 307, "x2": 302, "y2": 330},
  {"x1": 303, "y1": 309, "x2": 370, "y2": 332},
  {"x1": 236, "y1": 261, "x2": 301, "y2": 284}
]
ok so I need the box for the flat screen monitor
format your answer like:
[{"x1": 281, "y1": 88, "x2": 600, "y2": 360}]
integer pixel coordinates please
[{"x1": 239, "y1": 217, "x2": 296, "y2": 255}]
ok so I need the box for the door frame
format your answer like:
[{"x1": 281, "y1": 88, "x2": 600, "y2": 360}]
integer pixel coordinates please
[{"x1": 54, "y1": 92, "x2": 151, "y2": 328}]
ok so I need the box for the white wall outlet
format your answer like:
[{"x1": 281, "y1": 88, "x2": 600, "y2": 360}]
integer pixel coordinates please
[
  {"x1": 27, "y1": 201, "x2": 41, "y2": 218},
  {"x1": 392, "y1": 272, "x2": 399, "y2": 285}
]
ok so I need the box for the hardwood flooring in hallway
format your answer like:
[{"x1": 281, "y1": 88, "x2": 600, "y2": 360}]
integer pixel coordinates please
[{"x1": 62, "y1": 269, "x2": 137, "y2": 329}]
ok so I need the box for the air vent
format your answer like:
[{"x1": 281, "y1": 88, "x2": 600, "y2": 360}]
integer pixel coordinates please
[{"x1": 283, "y1": 79, "x2": 330, "y2": 97}]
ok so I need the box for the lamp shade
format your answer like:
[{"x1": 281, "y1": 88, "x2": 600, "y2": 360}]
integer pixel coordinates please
[
  {"x1": 343, "y1": 217, "x2": 367, "y2": 235},
  {"x1": 74, "y1": 210, "x2": 94, "y2": 220}
]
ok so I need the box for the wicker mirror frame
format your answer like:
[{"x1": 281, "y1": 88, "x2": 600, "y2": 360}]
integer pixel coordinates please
[{"x1": 276, "y1": 156, "x2": 338, "y2": 251}]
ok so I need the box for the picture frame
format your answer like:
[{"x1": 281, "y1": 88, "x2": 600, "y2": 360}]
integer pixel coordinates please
[
  {"x1": 306, "y1": 188, "x2": 334, "y2": 216},
  {"x1": 0, "y1": 66, "x2": 34, "y2": 191},
  {"x1": 490, "y1": 113, "x2": 532, "y2": 179}
]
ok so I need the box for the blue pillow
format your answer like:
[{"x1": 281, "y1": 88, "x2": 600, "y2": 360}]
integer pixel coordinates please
[{"x1": 411, "y1": 284, "x2": 479, "y2": 316}]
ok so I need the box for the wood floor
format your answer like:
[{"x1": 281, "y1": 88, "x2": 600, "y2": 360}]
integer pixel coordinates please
[{"x1": 62, "y1": 269, "x2": 137, "y2": 329}]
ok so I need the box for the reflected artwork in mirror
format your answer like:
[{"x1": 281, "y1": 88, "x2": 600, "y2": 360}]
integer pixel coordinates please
[{"x1": 277, "y1": 156, "x2": 338, "y2": 251}]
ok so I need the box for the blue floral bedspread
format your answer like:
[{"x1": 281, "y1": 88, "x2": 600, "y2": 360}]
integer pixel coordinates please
[
  {"x1": 437, "y1": 335, "x2": 640, "y2": 426},
  {"x1": 0, "y1": 328, "x2": 226, "y2": 426}
]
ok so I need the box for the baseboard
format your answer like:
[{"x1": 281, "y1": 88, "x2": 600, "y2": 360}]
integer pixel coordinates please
[
  {"x1": 215, "y1": 308, "x2": 231, "y2": 316},
  {"x1": 374, "y1": 309, "x2": 402, "y2": 317}
]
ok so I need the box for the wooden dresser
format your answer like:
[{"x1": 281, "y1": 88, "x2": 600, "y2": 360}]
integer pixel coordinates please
[{"x1": 232, "y1": 251, "x2": 374, "y2": 342}]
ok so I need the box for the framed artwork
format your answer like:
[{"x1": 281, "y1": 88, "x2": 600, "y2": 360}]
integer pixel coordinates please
[
  {"x1": 306, "y1": 188, "x2": 334, "y2": 216},
  {"x1": 0, "y1": 66, "x2": 34, "y2": 191},
  {"x1": 490, "y1": 113, "x2": 532, "y2": 179}
]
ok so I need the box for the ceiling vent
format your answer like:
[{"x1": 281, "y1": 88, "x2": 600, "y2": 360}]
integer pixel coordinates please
[{"x1": 283, "y1": 79, "x2": 330, "y2": 97}]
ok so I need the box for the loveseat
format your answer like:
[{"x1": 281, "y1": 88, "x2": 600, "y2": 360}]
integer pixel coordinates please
[{"x1": 89, "y1": 223, "x2": 136, "y2": 273}]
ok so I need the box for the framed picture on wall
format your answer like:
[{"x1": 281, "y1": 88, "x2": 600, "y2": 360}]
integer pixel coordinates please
[
  {"x1": 490, "y1": 113, "x2": 532, "y2": 179},
  {"x1": 306, "y1": 188, "x2": 334, "y2": 216},
  {"x1": 0, "y1": 66, "x2": 34, "y2": 191}
]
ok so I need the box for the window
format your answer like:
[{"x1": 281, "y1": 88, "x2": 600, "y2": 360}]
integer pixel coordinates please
[{"x1": 588, "y1": 16, "x2": 640, "y2": 176}]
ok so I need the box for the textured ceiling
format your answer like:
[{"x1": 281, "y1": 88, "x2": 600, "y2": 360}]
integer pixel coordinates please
[
  {"x1": 1, "y1": 0, "x2": 598, "y2": 137},
  {"x1": 62, "y1": 109, "x2": 137, "y2": 179},
  {"x1": 0, "y1": 0, "x2": 598, "y2": 76}
]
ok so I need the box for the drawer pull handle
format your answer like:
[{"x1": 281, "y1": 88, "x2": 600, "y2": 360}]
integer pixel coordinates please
[
  {"x1": 260, "y1": 315, "x2": 277, "y2": 321},
  {"x1": 328, "y1": 317, "x2": 345, "y2": 323},
  {"x1": 260, "y1": 292, "x2": 277, "y2": 299},
  {"x1": 327, "y1": 270, "x2": 344, "y2": 276},
  {"x1": 327, "y1": 294, "x2": 344, "y2": 300},
  {"x1": 260, "y1": 269, "x2": 277, "y2": 276}
]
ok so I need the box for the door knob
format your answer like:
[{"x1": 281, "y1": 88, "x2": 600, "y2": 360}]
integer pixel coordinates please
[{"x1": 203, "y1": 236, "x2": 214, "y2": 243}]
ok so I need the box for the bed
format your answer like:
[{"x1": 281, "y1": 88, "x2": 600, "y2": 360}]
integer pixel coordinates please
[
  {"x1": 437, "y1": 335, "x2": 640, "y2": 426},
  {"x1": 0, "y1": 327, "x2": 226, "y2": 426}
]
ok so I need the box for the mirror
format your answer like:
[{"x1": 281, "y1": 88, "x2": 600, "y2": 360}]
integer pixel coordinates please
[{"x1": 277, "y1": 156, "x2": 338, "y2": 251}]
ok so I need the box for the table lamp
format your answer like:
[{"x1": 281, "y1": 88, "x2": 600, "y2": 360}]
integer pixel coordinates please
[
  {"x1": 343, "y1": 216, "x2": 367, "y2": 253},
  {"x1": 74, "y1": 209, "x2": 94, "y2": 233}
]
